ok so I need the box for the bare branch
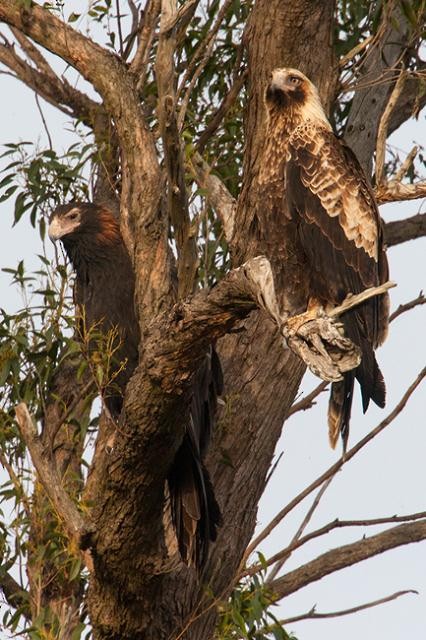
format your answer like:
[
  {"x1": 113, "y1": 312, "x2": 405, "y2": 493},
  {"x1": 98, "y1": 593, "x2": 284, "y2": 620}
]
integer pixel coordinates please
[
  {"x1": 279, "y1": 590, "x2": 417, "y2": 625},
  {"x1": 156, "y1": 0, "x2": 197, "y2": 298},
  {"x1": 395, "y1": 145, "x2": 418, "y2": 182},
  {"x1": 384, "y1": 213, "x2": 426, "y2": 247},
  {"x1": 338, "y1": 34, "x2": 374, "y2": 68},
  {"x1": 256, "y1": 511, "x2": 426, "y2": 578},
  {"x1": 130, "y1": 0, "x2": 161, "y2": 89},
  {"x1": 269, "y1": 519, "x2": 426, "y2": 601},
  {"x1": 389, "y1": 292, "x2": 426, "y2": 322},
  {"x1": 188, "y1": 152, "x2": 236, "y2": 243},
  {"x1": 375, "y1": 69, "x2": 406, "y2": 186},
  {"x1": 266, "y1": 476, "x2": 335, "y2": 582},
  {"x1": 377, "y1": 181, "x2": 426, "y2": 204},
  {"x1": 243, "y1": 367, "x2": 426, "y2": 560},
  {"x1": 287, "y1": 381, "x2": 329, "y2": 417},
  {"x1": 14, "y1": 403, "x2": 93, "y2": 563},
  {"x1": 196, "y1": 68, "x2": 247, "y2": 153}
]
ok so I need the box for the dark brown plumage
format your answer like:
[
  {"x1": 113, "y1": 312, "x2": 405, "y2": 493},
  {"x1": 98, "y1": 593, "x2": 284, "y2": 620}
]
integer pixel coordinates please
[
  {"x1": 263, "y1": 68, "x2": 389, "y2": 448},
  {"x1": 48, "y1": 202, "x2": 221, "y2": 569}
]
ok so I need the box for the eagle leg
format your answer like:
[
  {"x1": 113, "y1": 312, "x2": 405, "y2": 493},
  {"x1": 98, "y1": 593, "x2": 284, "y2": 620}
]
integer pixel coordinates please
[{"x1": 285, "y1": 297, "x2": 323, "y2": 337}]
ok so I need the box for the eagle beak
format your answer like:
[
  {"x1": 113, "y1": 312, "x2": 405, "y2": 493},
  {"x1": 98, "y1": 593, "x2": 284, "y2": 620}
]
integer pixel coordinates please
[{"x1": 48, "y1": 217, "x2": 64, "y2": 242}]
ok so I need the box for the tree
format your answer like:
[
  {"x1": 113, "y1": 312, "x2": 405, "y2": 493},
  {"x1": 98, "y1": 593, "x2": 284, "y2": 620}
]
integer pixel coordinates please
[{"x1": 0, "y1": 0, "x2": 425, "y2": 638}]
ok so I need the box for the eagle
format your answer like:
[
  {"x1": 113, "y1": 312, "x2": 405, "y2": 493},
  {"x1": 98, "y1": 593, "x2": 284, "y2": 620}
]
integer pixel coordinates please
[
  {"x1": 48, "y1": 202, "x2": 222, "y2": 569},
  {"x1": 262, "y1": 68, "x2": 389, "y2": 448}
]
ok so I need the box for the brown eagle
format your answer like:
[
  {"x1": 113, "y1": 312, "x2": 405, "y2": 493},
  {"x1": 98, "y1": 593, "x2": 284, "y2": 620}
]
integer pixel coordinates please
[
  {"x1": 263, "y1": 68, "x2": 389, "y2": 448},
  {"x1": 48, "y1": 202, "x2": 222, "y2": 569}
]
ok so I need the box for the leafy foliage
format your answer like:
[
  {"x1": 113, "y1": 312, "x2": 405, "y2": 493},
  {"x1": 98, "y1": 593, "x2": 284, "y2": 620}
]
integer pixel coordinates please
[{"x1": 217, "y1": 559, "x2": 296, "y2": 640}]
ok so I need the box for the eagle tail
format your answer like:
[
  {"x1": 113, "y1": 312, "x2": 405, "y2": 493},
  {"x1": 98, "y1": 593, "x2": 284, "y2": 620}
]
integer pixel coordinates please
[
  {"x1": 329, "y1": 310, "x2": 386, "y2": 449},
  {"x1": 168, "y1": 435, "x2": 221, "y2": 571},
  {"x1": 328, "y1": 373, "x2": 354, "y2": 450}
]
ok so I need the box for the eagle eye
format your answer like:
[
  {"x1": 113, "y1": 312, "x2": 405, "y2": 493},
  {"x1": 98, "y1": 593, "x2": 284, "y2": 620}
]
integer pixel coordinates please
[
  {"x1": 288, "y1": 75, "x2": 301, "y2": 85},
  {"x1": 67, "y1": 212, "x2": 79, "y2": 221}
]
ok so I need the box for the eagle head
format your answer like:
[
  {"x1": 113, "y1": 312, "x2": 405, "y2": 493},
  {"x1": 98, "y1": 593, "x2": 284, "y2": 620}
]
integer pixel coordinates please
[
  {"x1": 48, "y1": 202, "x2": 120, "y2": 246},
  {"x1": 265, "y1": 68, "x2": 329, "y2": 129}
]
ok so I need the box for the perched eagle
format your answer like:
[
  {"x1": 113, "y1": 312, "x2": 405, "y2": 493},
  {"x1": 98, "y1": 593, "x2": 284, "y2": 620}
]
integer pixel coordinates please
[
  {"x1": 263, "y1": 68, "x2": 389, "y2": 448},
  {"x1": 48, "y1": 202, "x2": 222, "y2": 569}
]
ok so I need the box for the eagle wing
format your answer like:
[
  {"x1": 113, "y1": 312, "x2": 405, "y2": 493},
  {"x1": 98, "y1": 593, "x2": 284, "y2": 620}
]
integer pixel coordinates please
[
  {"x1": 286, "y1": 125, "x2": 389, "y2": 447},
  {"x1": 286, "y1": 125, "x2": 388, "y2": 347}
]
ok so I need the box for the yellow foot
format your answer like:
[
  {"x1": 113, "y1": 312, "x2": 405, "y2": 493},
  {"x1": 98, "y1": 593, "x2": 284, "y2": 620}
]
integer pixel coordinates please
[{"x1": 286, "y1": 299, "x2": 322, "y2": 336}]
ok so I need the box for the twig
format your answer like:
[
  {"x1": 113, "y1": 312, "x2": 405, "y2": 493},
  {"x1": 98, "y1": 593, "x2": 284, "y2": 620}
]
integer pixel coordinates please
[
  {"x1": 0, "y1": 449, "x2": 31, "y2": 516},
  {"x1": 277, "y1": 590, "x2": 417, "y2": 625},
  {"x1": 339, "y1": 34, "x2": 374, "y2": 68},
  {"x1": 251, "y1": 511, "x2": 426, "y2": 578},
  {"x1": 269, "y1": 518, "x2": 426, "y2": 601},
  {"x1": 196, "y1": 68, "x2": 247, "y2": 152},
  {"x1": 177, "y1": 0, "x2": 234, "y2": 127},
  {"x1": 115, "y1": 0, "x2": 124, "y2": 57},
  {"x1": 287, "y1": 381, "x2": 329, "y2": 417},
  {"x1": 266, "y1": 476, "x2": 335, "y2": 582},
  {"x1": 14, "y1": 403, "x2": 93, "y2": 565},
  {"x1": 395, "y1": 145, "x2": 418, "y2": 182},
  {"x1": 34, "y1": 92, "x2": 53, "y2": 149},
  {"x1": 49, "y1": 378, "x2": 95, "y2": 450},
  {"x1": 375, "y1": 68, "x2": 407, "y2": 186},
  {"x1": 242, "y1": 367, "x2": 426, "y2": 560},
  {"x1": 389, "y1": 292, "x2": 425, "y2": 322}
]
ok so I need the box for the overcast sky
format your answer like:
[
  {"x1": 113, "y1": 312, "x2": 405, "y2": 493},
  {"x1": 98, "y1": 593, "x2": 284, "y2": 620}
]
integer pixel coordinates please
[{"x1": 0, "y1": 8, "x2": 425, "y2": 640}]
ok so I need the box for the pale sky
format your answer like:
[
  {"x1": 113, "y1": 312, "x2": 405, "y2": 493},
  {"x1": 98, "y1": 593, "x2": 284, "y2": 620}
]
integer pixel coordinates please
[{"x1": 0, "y1": 10, "x2": 425, "y2": 640}]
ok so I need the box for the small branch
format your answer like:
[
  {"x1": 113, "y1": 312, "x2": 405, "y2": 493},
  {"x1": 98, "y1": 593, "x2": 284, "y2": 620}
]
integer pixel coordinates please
[
  {"x1": 14, "y1": 404, "x2": 92, "y2": 561},
  {"x1": 0, "y1": 449, "x2": 31, "y2": 516},
  {"x1": 269, "y1": 519, "x2": 426, "y2": 601},
  {"x1": 266, "y1": 476, "x2": 334, "y2": 582},
  {"x1": 253, "y1": 511, "x2": 426, "y2": 578},
  {"x1": 156, "y1": 0, "x2": 197, "y2": 298},
  {"x1": 384, "y1": 213, "x2": 426, "y2": 246},
  {"x1": 196, "y1": 68, "x2": 247, "y2": 153},
  {"x1": 243, "y1": 367, "x2": 426, "y2": 560},
  {"x1": 376, "y1": 180, "x2": 426, "y2": 204},
  {"x1": 339, "y1": 34, "x2": 374, "y2": 68},
  {"x1": 375, "y1": 68, "x2": 406, "y2": 186},
  {"x1": 287, "y1": 381, "x2": 329, "y2": 417},
  {"x1": 189, "y1": 152, "x2": 236, "y2": 243},
  {"x1": 0, "y1": 571, "x2": 29, "y2": 616},
  {"x1": 278, "y1": 590, "x2": 417, "y2": 625},
  {"x1": 130, "y1": 0, "x2": 161, "y2": 90},
  {"x1": 389, "y1": 292, "x2": 426, "y2": 322},
  {"x1": 394, "y1": 145, "x2": 418, "y2": 182}
]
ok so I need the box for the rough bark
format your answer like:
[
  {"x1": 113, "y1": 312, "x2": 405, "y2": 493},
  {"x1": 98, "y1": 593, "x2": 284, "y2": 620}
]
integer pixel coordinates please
[{"x1": 0, "y1": 1, "x2": 424, "y2": 639}]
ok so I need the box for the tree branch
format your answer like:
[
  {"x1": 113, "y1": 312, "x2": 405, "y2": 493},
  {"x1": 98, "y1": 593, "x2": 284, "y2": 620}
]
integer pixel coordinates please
[
  {"x1": 287, "y1": 381, "x2": 329, "y2": 417},
  {"x1": 243, "y1": 367, "x2": 426, "y2": 560},
  {"x1": 14, "y1": 403, "x2": 92, "y2": 561},
  {"x1": 278, "y1": 590, "x2": 417, "y2": 625},
  {"x1": 188, "y1": 152, "x2": 236, "y2": 242},
  {"x1": 156, "y1": 0, "x2": 197, "y2": 298},
  {"x1": 269, "y1": 519, "x2": 426, "y2": 601},
  {"x1": 384, "y1": 213, "x2": 426, "y2": 246},
  {"x1": 389, "y1": 291, "x2": 426, "y2": 322}
]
